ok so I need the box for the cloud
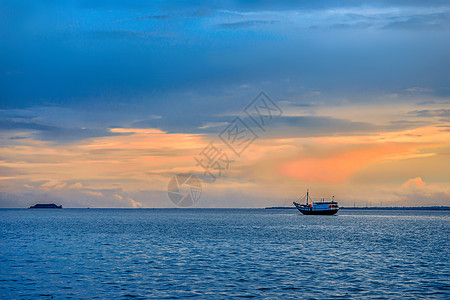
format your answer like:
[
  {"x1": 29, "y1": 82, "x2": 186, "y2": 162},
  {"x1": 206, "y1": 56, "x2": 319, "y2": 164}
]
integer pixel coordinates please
[
  {"x1": 406, "y1": 87, "x2": 434, "y2": 93},
  {"x1": 309, "y1": 22, "x2": 372, "y2": 30},
  {"x1": 0, "y1": 117, "x2": 127, "y2": 144},
  {"x1": 402, "y1": 177, "x2": 438, "y2": 188},
  {"x1": 263, "y1": 116, "x2": 378, "y2": 138},
  {"x1": 135, "y1": 14, "x2": 172, "y2": 21},
  {"x1": 132, "y1": 111, "x2": 412, "y2": 138},
  {"x1": 0, "y1": 126, "x2": 209, "y2": 206},
  {"x1": 277, "y1": 143, "x2": 436, "y2": 184},
  {"x1": 0, "y1": 166, "x2": 25, "y2": 177},
  {"x1": 1, "y1": 0, "x2": 450, "y2": 208},
  {"x1": 1, "y1": 122, "x2": 449, "y2": 207},
  {"x1": 69, "y1": 0, "x2": 450, "y2": 12},
  {"x1": 408, "y1": 109, "x2": 450, "y2": 118},
  {"x1": 40, "y1": 180, "x2": 67, "y2": 190},
  {"x1": 395, "y1": 177, "x2": 449, "y2": 206},
  {"x1": 198, "y1": 122, "x2": 229, "y2": 129},
  {"x1": 3, "y1": 0, "x2": 450, "y2": 112},
  {"x1": 218, "y1": 20, "x2": 278, "y2": 29},
  {"x1": 83, "y1": 190, "x2": 103, "y2": 197},
  {"x1": 127, "y1": 196, "x2": 143, "y2": 208},
  {"x1": 239, "y1": 125, "x2": 450, "y2": 185},
  {"x1": 279, "y1": 101, "x2": 321, "y2": 108},
  {"x1": 68, "y1": 182, "x2": 83, "y2": 189},
  {"x1": 416, "y1": 100, "x2": 437, "y2": 105},
  {"x1": 257, "y1": 115, "x2": 430, "y2": 139},
  {"x1": 383, "y1": 12, "x2": 450, "y2": 30},
  {"x1": 85, "y1": 30, "x2": 164, "y2": 39}
]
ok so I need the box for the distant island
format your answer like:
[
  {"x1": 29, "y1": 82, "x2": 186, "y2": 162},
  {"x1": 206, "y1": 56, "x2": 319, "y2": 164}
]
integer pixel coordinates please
[
  {"x1": 29, "y1": 203, "x2": 63, "y2": 209},
  {"x1": 265, "y1": 206, "x2": 450, "y2": 210}
]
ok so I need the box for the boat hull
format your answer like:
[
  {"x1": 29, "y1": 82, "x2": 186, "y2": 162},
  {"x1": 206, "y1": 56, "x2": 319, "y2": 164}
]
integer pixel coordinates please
[{"x1": 296, "y1": 208, "x2": 339, "y2": 215}]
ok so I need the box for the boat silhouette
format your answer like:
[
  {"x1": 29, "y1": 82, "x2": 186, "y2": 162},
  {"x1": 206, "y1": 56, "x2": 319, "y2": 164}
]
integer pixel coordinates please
[{"x1": 29, "y1": 203, "x2": 62, "y2": 209}]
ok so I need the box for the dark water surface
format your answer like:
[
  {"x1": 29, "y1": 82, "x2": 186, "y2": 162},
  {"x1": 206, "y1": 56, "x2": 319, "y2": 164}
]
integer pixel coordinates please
[{"x1": 0, "y1": 209, "x2": 449, "y2": 299}]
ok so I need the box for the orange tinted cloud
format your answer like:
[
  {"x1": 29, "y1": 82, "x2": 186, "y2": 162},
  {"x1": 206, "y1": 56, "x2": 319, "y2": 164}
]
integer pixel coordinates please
[
  {"x1": 280, "y1": 144, "x2": 417, "y2": 183},
  {"x1": 0, "y1": 128, "x2": 208, "y2": 192},
  {"x1": 402, "y1": 177, "x2": 439, "y2": 188},
  {"x1": 1, "y1": 121, "x2": 449, "y2": 207},
  {"x1": 278, "y1": 125, "x2": 450, "y2": 184}
]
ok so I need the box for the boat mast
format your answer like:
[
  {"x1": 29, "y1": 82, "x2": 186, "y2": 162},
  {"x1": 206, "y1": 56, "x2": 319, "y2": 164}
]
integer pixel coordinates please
[{"x1": 306, "y1": 189, "x2": 309, "y2": 205}]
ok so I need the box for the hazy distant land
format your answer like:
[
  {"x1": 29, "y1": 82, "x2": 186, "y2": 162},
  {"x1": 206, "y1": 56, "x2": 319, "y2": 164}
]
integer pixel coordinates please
[{"x1": 265, "y1": 206, "x2": 450, "y2": 210}]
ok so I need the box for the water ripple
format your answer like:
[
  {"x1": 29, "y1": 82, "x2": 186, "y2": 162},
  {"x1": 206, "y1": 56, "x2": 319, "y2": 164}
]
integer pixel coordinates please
[{"x1": 0, "y1": 209, "x2": 448, "y2": 299}]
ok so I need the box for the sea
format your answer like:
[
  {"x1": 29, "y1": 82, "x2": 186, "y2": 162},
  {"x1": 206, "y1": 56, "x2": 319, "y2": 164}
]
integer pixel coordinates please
[{"x1": 0, "y1": 208, "x2": 448, "y2": 299}]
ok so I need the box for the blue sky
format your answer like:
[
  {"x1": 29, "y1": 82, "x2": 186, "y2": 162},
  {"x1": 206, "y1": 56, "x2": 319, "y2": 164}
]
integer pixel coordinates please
[{"x1": 1, "y1": 1, "x2": 449, "y2": 207}]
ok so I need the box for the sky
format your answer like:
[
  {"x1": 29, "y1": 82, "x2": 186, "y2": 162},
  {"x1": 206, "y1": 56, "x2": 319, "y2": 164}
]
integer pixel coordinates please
[{"x1": 1, "y1": 0, "x2": 449, "y2": 208}]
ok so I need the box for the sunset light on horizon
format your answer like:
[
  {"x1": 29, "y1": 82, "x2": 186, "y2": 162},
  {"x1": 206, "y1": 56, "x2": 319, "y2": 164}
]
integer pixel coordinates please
[{"x1": 1, "y1": 1, "x2": 449, "y2": 208}]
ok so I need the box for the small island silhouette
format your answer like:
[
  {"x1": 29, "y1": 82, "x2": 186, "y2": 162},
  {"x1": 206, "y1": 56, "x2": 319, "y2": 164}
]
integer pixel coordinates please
[{"x1": 29, "y1": 203, "x2": 62, "y2": 209}]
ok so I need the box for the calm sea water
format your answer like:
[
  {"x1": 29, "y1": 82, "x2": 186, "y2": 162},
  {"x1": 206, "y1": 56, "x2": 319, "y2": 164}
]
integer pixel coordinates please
[{"x1": 0, "y1": 209, "x2": 448, "y2": 299}]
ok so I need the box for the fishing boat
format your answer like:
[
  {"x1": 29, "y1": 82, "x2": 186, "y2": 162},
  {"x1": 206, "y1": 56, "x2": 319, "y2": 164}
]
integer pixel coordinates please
[{"x1": 293, "y1": 190, "x2": 339, "y2": 215}]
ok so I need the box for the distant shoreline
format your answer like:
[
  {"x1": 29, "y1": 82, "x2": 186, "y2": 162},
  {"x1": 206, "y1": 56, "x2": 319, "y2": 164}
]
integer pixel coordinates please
[{"x1": 265, "y1": 206, "x2": 450, "y2": 210}]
